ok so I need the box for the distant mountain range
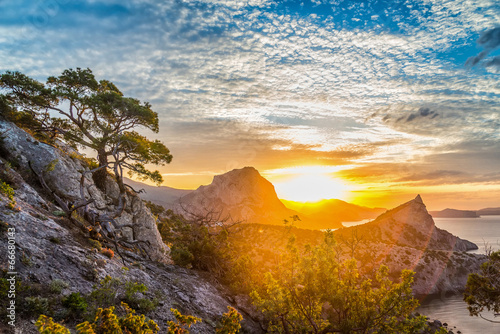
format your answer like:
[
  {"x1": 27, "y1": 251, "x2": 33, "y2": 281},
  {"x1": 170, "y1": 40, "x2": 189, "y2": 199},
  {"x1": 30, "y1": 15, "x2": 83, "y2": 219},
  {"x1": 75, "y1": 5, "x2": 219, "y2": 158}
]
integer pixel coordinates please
[
  {"x1": 429, "y1": 208, "x2": 479, "y2": 218},
  {"x1": 131, "y1": 167, "x2": 385, "y2": 229},
  {"x1": 124, "y1": 178, "x2": 192, "y2": 208},
  {"x1": 476, "y1": 207, "x2": 500, "y2": 215},
  {"x1": 281, "y1": 198, "x2": 385, "y2": 226},
  {"x1": 430, "y1": 207, "x2": 500, "y2": 218}
]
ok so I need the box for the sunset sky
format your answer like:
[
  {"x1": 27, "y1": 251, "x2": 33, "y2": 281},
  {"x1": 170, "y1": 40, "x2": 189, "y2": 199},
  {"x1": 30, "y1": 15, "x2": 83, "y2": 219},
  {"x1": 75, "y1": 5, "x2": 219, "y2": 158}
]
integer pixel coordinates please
[{"x1": 1, "y1": 0, "x2": 499, "y2": 210}]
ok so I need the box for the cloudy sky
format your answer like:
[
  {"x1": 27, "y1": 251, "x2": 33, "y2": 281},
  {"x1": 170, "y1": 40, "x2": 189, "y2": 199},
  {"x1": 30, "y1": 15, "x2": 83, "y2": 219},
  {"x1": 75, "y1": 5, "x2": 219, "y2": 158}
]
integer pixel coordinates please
[{"x1": 1, "y1": 0, "x2": 499, "y2": 209}]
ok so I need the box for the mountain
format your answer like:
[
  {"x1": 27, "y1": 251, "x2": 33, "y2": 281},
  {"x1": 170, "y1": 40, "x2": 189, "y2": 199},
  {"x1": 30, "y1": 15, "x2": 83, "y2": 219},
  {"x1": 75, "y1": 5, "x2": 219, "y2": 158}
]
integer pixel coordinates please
[
  {"x1": 429, "y1": 208, "x2": 479, "y2": 218},
  {"x1": 477, "y1": 207, "x2": 500, "y2": 215},
  {"x1": 123, "y1": 177, "x2": 192, "y2": 209},
  {"x1": 175, "y1": 166, "x2": 301, "y2": 226},
  {"x1": 336, "y1": 194, "x2": 481, "y2": 295},
  {"x1": 355, "y1": 195, "x2": 478, "y2": 252},
  {"x1": 281, "y1": 198, "x2": 385, "y2": 225},
  {"x1": 233, "y1": 195, "x2": 484, "y2": 296},
  {"x1": 175, "y1": 167, "x2": 387, "y2": 229}
]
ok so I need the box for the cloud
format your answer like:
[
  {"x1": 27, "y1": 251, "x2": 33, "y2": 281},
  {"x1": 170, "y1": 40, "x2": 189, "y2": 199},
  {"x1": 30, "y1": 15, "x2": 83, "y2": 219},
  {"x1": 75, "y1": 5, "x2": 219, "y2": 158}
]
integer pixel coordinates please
[
  {"x1": 466, "y1": 27, "x2": 500, "y2": 67},
  {"x1": 1, "y1": 0, "x2": 499, "y2": 193},
  {"x1": 400, "y1": 107, "x2": 439, "y2": 123}
]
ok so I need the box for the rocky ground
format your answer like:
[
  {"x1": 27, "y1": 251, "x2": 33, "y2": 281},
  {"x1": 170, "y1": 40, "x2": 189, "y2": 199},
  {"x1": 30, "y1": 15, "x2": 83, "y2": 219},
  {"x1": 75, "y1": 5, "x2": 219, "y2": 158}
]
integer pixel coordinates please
[{"x1": 0, "y1": 119, "x2": 262, "y2": 333}]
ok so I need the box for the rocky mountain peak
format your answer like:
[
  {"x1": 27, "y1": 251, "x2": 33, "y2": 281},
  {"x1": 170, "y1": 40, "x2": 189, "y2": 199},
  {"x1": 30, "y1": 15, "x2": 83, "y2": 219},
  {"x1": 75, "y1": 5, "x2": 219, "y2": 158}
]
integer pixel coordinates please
[
  {"x1": 176, "y1": 167, "x2": 294, "y2": 225},
  {"x1": 414, "y1": 194, "x2": 424, "y2": 204},
  {"x1": 367, "y1": 195, "x2": 477, "y2": 252}
]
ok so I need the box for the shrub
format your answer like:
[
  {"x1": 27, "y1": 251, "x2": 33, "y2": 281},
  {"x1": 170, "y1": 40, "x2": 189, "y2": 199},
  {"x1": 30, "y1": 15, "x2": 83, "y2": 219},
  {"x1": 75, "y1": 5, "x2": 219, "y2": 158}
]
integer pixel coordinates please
[
  {"x1": 76, "y1": 302, "x2": 159, "y2": 334},
  {"x1": 101, "y1": 248, "x2": 114, "y2": 259},
  {"x1": 124, "y1": 282, "x2": 158, "y2": 314},
  {"x1": 0, "y1": 179, "x2": 15, "y2": 209},
  {"x1": 25, "y1": 296, "x2": 50, "y2": 316},
  {"x1": 167, "y1": 308, "x2": 201, "y2": 334},
  {"x1": 49, "y1": 279, "x2": 69, "y2": 294},
  {"x1": 49, "y1": 236, "x2": 61, "y2": 244},
  {"x1": 87, "y1": 275, "x2": 121, "y2": 311},
  {"x1": 35, "y1": 315, "x2": 70, "y2": 334},
  {"x1": 88, "y1": 239, "x2": 102, "y2": 251},
  {"x1": 216, "y1": 306, "x2": 243, "y2": 334},
  {"x1": 62, "y1": 292, "x2": 88, "y2": 318}
]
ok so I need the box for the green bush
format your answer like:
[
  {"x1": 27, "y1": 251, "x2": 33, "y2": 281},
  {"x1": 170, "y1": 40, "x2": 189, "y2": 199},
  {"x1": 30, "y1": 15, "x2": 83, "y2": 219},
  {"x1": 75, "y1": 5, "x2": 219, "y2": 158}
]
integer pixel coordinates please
[
  {"x1": 0, "y1": 179, "x2": 15, "y2": 209},
  {"x1": 25, "y1": 296, "x2": 50, "y2": 316},
  {"x1": 216, "y1": 306, "x2": 243, "y2": 334},
  {"x1": 49, "y1": 279, "x2": 69, "y2": 294},
  {"x1": 124, "y1": 281, "x2": 158, "y2": 314},
  {"x1": 63, "y1": 292, "x2": 88, "y2": 318}
]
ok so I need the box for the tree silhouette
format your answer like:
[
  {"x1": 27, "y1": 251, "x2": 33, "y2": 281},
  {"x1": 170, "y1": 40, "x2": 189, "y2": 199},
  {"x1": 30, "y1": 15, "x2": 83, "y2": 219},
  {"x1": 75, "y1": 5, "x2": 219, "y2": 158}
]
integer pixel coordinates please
[{"x1": 0, "y1": 68, "x2": 172, "y2": 215}]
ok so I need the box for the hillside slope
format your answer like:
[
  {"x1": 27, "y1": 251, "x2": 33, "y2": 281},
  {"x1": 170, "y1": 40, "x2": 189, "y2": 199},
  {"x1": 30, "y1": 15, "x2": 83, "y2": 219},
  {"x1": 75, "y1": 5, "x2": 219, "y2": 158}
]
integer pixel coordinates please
[{"x1": 0, "y1": 119, "x2": 261, "y2": 333}]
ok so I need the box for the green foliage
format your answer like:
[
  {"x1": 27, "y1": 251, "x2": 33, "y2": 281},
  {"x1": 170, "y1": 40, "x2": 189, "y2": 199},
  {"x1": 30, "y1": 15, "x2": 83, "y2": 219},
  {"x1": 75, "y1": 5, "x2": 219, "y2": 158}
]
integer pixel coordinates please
[
  {"x1": 216, "y1": 306, "x2": 243, "y2": 334},
  {"x1": 49, "y1": 279, "x2": 69, "y2": 294},
  {"x1": 89, "y1": 239, "x2": 103, "y2": 251},
  {"x1": 157, "y1": 210, "x2": 236, "y2": 278},
  {"x1": 124, "y1": 281, "x2": 158, "y2": 314},
  {"x1": 76, "y1": 302, "x2": 160, "y2": 334},
  {"x1": 49, "y1": 236, "x2": 61, "y2": 244},
  {"x1": 251, "y1": 232, "x2": 427, "y2": 333},
  {"x1": 144, "y1": 200, "x2": 166, "y2": 217},
  {"x1": 167, "y1": 308, "x2": 201, "y2": 334},
  {"x1": 44, "y1": 159, "x2": 59, "y2": 173},
  {"x1": 0, "y1": 219, "x2": 8, "y2": 234},
  {"x1": 464, "y1": 250, "x2": 500, "y2": 319},
  {"x1": 87, "y1": 275, "x2": 121, "y2": 312},
  {"x1": 63, "y1": 292, "x2": 88, "y2": 318},
  {"x1": 0, "y1": 68, "x2": 172, "y2": 187},
  {"x1": 0, "y1": 179, "x2": 16, "y2": 209},
  {"x1": 25, "y1": 296, "x2": 50, "y2": 316},
  {"x1": 36, "y1": 315, "x2": 71, "y2": 334}
]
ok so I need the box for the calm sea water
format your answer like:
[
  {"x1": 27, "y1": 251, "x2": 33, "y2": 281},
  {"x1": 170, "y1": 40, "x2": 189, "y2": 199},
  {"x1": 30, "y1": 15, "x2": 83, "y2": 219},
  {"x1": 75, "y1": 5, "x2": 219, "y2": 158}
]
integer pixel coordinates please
[
  {"x1": 342, "y1": 215, "x2": 500, "y2": 333},
  {"x1": 417, "y1": 216, "x2": 500, "y2": 333}
]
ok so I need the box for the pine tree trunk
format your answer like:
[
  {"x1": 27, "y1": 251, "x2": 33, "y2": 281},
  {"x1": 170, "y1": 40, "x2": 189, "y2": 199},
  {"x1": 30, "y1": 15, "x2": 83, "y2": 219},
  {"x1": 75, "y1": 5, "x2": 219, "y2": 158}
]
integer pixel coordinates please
[{"x1": 93, "y1": 149, "x2": 108, "y2": 191}]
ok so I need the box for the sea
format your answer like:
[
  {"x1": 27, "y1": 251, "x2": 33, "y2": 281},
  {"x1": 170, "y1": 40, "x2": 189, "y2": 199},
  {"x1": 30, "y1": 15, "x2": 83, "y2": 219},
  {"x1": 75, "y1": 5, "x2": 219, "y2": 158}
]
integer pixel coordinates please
[
  {"x1": 416, "y1": 216, "x2": 500, "y2": 334},
  {"x1": 342, "y1": 215, "x2": 500, "y2": 333}
]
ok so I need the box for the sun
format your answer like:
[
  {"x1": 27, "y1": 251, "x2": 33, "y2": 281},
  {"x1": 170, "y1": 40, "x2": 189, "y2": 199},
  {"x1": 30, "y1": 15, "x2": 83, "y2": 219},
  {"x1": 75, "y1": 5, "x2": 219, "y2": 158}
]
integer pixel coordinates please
[{"x1": 268, "y1": 166, "x2": 351, "y2": 202}]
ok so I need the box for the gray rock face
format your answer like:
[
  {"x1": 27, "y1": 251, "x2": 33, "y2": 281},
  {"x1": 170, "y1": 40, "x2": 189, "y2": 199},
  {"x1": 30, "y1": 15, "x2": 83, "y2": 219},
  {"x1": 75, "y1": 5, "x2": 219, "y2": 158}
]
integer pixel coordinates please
[
  {"x1": 0, "y1": 128, "x2": 262, "y2": 333},
  {"x1": 176, "y1": 166, "x2": 297, "y2": 225},
  {"x1": 0, "y1": 119, "x2": 169, "y2": 263}
]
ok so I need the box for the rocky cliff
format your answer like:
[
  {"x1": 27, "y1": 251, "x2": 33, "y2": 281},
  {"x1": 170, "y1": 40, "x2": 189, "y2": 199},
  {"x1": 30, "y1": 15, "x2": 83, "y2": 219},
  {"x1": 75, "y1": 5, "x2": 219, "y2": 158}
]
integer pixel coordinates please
[
  {"x1": 0, "y1": 119, "x2": 169, "y2": 263},
  {"x1": 0, "y1": 120, "x2": 262, "y2": 333},
  {"x1": 335, "y1": 195, "x2": 484, "y2": 295},
  {"x1": 175, "y1": 167, "x2": 299, "y2": 226}
]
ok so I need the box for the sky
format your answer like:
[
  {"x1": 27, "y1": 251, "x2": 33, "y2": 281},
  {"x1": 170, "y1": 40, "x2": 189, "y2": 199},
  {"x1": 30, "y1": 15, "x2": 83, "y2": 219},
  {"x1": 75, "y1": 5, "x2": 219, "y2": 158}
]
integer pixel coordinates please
[{"x1": 1, "y1": 0, "x2": 499, "y2": 210}]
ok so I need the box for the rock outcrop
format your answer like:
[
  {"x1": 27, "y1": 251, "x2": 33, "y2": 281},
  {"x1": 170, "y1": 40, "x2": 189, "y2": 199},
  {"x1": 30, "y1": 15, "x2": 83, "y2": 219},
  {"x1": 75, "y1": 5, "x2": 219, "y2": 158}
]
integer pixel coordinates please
[
  {"x1": 0, "y1": 120, "x2": 262, "y2": 333},
  {"x1": 337, "y1": 195, "x2": 484, "y2": 295},
  {"x1": 175, "y1": 167, "x2": 299, "y2": 226},
  {"x1": 0, "y1": 119, "x2": 169, "y2": 263},
  {"x1": 369, "y1": 195, "x2": 478, "y2": 252}
]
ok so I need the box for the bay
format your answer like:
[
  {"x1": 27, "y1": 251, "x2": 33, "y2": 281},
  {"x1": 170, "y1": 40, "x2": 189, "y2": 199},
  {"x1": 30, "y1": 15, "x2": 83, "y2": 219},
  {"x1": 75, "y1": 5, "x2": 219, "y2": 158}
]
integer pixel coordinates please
[
  {"x1": 342, "y1": 215, "x2": 500, "y2": 333},
  {"x1": 416, "y1": 215, "x2": 500, "y2": 333}
]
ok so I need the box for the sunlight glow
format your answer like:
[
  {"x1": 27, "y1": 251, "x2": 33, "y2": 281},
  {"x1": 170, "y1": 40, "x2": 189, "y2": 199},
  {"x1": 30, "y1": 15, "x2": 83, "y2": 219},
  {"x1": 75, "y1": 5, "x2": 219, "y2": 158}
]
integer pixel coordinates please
[{"x1": 269, "y1": 166, "x2": 352, "y2": 202}]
